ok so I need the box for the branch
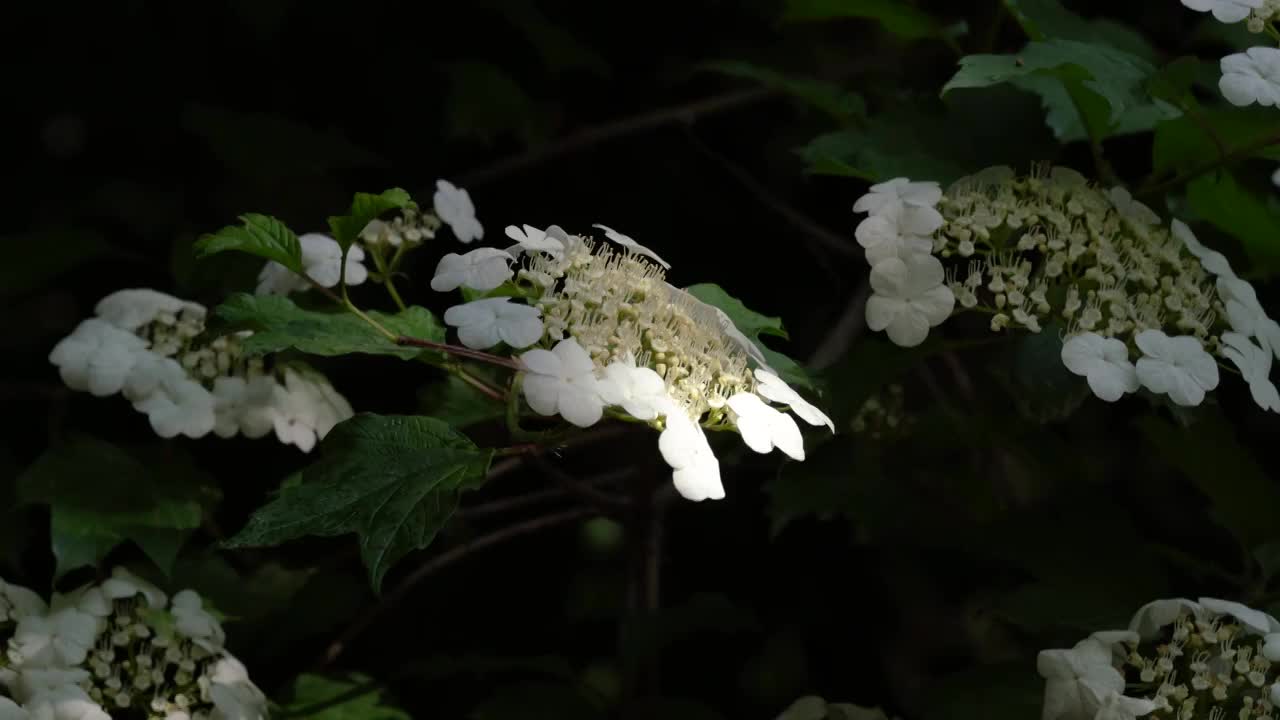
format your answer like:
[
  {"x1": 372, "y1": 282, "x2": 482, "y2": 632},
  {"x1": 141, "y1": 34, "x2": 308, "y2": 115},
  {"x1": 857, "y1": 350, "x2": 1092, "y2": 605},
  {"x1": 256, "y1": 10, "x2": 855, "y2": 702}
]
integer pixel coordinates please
[
  {"x1": 454, "y1": 88, "x2": 775, "y2": 187},
  {"x1": 395, "y1": 335, "x2": 523, "y2": 370},
  {"x1": 806, "y1": 283, "x2": 870, "y2": 370},
  {"x1": 528, "y1": 454, "x2": 632, "y2": 514},
  {"x1": 458, "y1": 488, "x2": 567, "y2": 519},
  {"x1": 320, "y1": 507, "x2": 596, "y2": 667}
]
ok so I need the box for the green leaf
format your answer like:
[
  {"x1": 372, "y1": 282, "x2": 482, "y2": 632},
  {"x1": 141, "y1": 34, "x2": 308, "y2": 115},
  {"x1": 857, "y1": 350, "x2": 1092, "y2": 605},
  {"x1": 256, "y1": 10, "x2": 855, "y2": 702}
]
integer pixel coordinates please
[
  {"x1": 326, "y1": 188, "x2": 413, "y2": 252},
  {"x1": 1146, "y1": 56, "x2": 1201, "y2": 107},
  {"x1": 782, "y1": 0, "x2": 959, "y2": 41},
  {"x1": 1186, "y1": 172, "x2": 1280, "y2": 275},
  {"x1": 943, "y1": 40, "x2": 1170, "y2": 142},
  {"x1": 702, "y1": 61, "x2": 865, "y2": 121},
  {"x1": 281, "y1": 674, "x2": 410, "y2": 720},
  {"x1": 18, "y1": 437, "x2": 208, "y2": 577},
  {"x1": 195, "y1": 213, "x2": 303, "y2": 274},
  {"x1": 419, "y1": 376, "x2": 505, "y2": 429},
  {"x1": 1152, "y1": 107, "x2": 1280, "y2": 177},
  {"x1": 212, "y1": 293, "x2": 446, "y2": 360},
  {"x1": 1139, "y1": 413, "x2": 1280, "y2": 549},
  {"x1": 1001, "y1": 0, "x2": 1158, "y2": 61},
  {"x1": 683, "y1": 283, "x2": 814, "y2": 390},
  {"x1": 226, "y1": 414, "x2": 495, "y2": 591}
]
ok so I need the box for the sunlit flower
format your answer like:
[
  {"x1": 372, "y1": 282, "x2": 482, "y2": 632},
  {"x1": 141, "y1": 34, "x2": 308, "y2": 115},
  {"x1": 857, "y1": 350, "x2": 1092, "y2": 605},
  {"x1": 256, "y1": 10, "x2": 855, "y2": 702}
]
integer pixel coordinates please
[
  {"x1": 591, "y1": 223, "x2": 671, "y2": 269},
  {"x1": 1038, "y1": 634, "x2": 1129, "y2": 720},
  {"x1": 48, "y1": 319, "x2": 148, "y2": 397},
  {"x1": 256, "y1": 233, "x2": 368, "y2": 295},
  {"x1": 11, "y1": 607, "x2": 99, "y2": 667},
  {"x1": 1199, "y1": 596, "x2": 1280, "y2": 634},
  {"x1": 658, "y1": 406, "x2": 724, "y2": 502},
  {"x1": 520, "y1": 338, "x2": 605, "y2": 428},
  {"x1": 0, "y1": 581, "x2": 47, "y2": 624},
  {"x1": 1220, "y1": 46, "x2": 1280, "y2": 107},
  {"x1": 753, "y1": 369, "x2": 834, "y2": 431},
  {"x1": 1134, "y1": 330, "x2": 1220, "y2": 406},
  {"x1": 1061, "y1": 332, "x2": 1140, "y2": 402},
  {"x1": 443, "y1": 297, "x2": 544, "y2": 350},
  {"x1": 100, "y1": 567, "x2": 166, "y2": 609},
  {"x1": 504, "y1": 224, "x2": 566, "y2": 256},
  {"x1": 211, "y1": 375, "x2": 278, "y2": 439},
  {"x1": 94, "y1": 289, "x2": 205, "y2": 332},
  {"x1": 1181, "y1": 0, "x2": 1264, "y2": 23},
  {"x1": 433, "y1": 179, "x2": 484, "y2": 244},
  {"x1": 853, "y1": 177, "x2": 943, "y2": 218},
  {"x1": 130, "y1": 359, "x2": 217, "y2": 439},
  {"x1": 597, "y1": 359, "x2": 669, "y2": 421},
  {"x1": 1171, "y1": 219, "x2": 1235, "y2": 278},
  {"x1": 269, "y1": 365, "x2": 354, "y2": 452},
  {"x1": 207, "y1": 656, "x2": 268, "y2": 720},
  {"x1": 430, "y1": 248, "x2": 514, "y2": 292},
  {"x1": 727, "y1": 392, "x2": 805, "y2": 461},
  {"x1": 1221, "y1": 332, "x2": 1280, "y2": 411},
  {"x1": 854, "y1": 206, "x2": 936, "y2": 265},
  {"x1": 865, "y1": 253, "x2": 955, "y2": 347}
]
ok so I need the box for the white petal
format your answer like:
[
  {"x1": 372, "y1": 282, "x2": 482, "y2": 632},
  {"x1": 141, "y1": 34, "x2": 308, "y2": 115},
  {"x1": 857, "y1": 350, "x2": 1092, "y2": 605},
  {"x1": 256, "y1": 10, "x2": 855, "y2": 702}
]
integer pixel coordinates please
[
  {"x1": 1199, "y1": 597, "x2": 1280, "y2": 634},
  {"x1": 864, "y1": 295, "x2": 900, "y2": 333},
  {"x1": 552, "y1": 338, "x2": 596, "y2": 377},
  {"x1": 914, "y1": 284, "x2": 956, "y2": 326},
  {"x1": 1129, "y1": 598, "x2": 1199, "y2": 640},
  {"x1": 522, "y1": 375, "x2": 561, "y2": 417},
  {"x1": 456, "y1": 321, "x2": 502, "y2": 350},
  {"x1": 557, "y1": 382, "x2": 604, "y2": 428},
  {"x1": 885, "y1": 308, "x2": 931, "y2": 348},
  {"x1": 519, "y1": 348, "x2": 562, "y2": 376}
]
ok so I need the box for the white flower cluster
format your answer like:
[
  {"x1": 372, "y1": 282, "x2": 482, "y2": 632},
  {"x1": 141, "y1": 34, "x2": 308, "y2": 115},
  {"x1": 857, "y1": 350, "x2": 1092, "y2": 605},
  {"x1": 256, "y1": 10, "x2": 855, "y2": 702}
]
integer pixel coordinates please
[
  {"x1": 1040, "y1": 596, "x2": 1280, "y2": 720},
  {"x1": 257, "y1": 179, "x2": 483, "y2": 296},
  {"x1": 431, "y1": 223, "x2": 833, "y2": 502},
  {"x1": 852, "y1": 178, "x2": 956, "y2": 348},
  {"x1": 860, "y1": 166, "x2": 1280, "y2": 412},
  {"x1": 49, "y1": 289, "x2": 354, "y2": 450},
  {"x1": 1177, "y1": 0, "x2": 1280, "y2": 107},
  {"x1": 0, "y1": 568, "x2": 267, "y2": 720}
]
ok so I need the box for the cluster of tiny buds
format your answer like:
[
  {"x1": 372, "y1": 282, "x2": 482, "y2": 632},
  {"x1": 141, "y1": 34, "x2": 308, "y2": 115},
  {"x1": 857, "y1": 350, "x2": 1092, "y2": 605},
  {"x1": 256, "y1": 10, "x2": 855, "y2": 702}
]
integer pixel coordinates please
[
  {"x1": 359, "y1": 206, "x2": 441, "y2": 248},
  {"x1": 135, "y1": 310, "x2": 260, "y2": 383},
  {"x1": 1126, "y1": 612, "x2": 1280, "y2": 719},
  {"x1": 1248, "y1": 1, "x2": 1280, "y2": 32}
]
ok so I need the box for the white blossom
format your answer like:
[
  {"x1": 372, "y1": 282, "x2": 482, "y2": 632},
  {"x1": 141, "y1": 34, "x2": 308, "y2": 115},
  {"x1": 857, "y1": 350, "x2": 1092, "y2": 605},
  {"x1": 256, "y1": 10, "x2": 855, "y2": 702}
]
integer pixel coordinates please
[
  {"x1": 130, "y1": 359, "x2": 217, "y2": 439},
  {"x1": 1106, "y1": 187, "x2": 1160, "y2": 227},
  {"x1": 212, "y1": 376, "x2": 279, "y2": 439},
  {"x1": 433, "y1": 179, "x2": 484, "y2": 244},
  {"x1": 0, "y1": 581, "x2": 47, "y2": 624},
  {"x1": 0, "y1": 698, "x2": 27, "y2": 720},
  {"x1": 1222, "y1": 332, "x2": 1280, "y2": 411},
  {"x1": 591, "y1": 223, "x2": 671, "y2": 269},
  {"x1": 1037, "y1": 635, "x2": 1128, "y2": 720},
  {"x1": 1134, "y1": 330, "x2": 1220, "y2": 407},
  {"x1": 1199, "y1": 596, "x2": 1280, "y2": 635},
  {"x1": 256, "y1": 234, "x2": 368, "y2": 295},
  {"x1": 9, "y1": 669, "x2": 91, "y2": 705},
  {"x1": 1217, "y1": 275, "x2": 1272, "y2": 339},
  {"x1": 1087, "y1": 683, "x2": 1158, "y2": 720},
  {"x1": 865, "y1": 253, "x2": 955, "y2": 348},
  {"x1": 727, "y1": 393, "x2": 805, "y2": 461},
  {"x1": 504, "y1": 224, "x2": 566, "y2": 257},
  {"x1": 1182, "y1": 0, "x2": 1264, "y2": 23},
  {"x1": 207, "y1": 656, "x2": 267, "y2": 720},
  {"x1": 443, "y1": 298, "x2": 544, "y2": 350},
  {"x1": 1061, "y1": 332, "x2": 1140, "y2": 402},
  {"x1": 171, "y1": 590, "x2": 225, "y2": 653},
  {"x1": 658, "y1": 406, "x2": 724, "y2": 502},
  {"x1": 1220, "y1": 46, "x2": 1280, "y2": 107},
  {"x1": 94, "y1": 290, "x2": 205, "y2": 332},
  {"x1": 23, "y1": 685, "x2": 110, "y2": 720},
  {"x1": 47, "y1": 319, "x2": 147, "y2": 397},
  {"x1": 430, "y1": 248, "x2": 514, "y2": 292},
  {"x1": 520, "y1": 338, "x2": 605, "y2": 428},
  {"x1": 597, "y1": 359, "x2": 669, "y2": 421},
  {"x1": 11, "y1": 607, "x2": 99, "y2": 668},
  {"x1": 1170, "y1": 219, "x2": 1235, "y2": 278},
  {"x1": 753, "y1": 370, "x2": 834, "y2": 432},
  {"x1": 100, "y1": 567, "x2": 166, "y2": 609},
  {"x1": 854, "y1": 206, "x2": 936, "y2": 265},
  {"x1": 853, "y1": 177, "x2": 943, "y2": 217},
  {"x1": 269, "y1": 365, "x2": 353, "y2": 453},
  {"x1": 1128, "y1": 598, "x2": 1200, "y2": 640},
  {"x1": 1273, "y1": 167, "x2": 1280, "y2": 188}
]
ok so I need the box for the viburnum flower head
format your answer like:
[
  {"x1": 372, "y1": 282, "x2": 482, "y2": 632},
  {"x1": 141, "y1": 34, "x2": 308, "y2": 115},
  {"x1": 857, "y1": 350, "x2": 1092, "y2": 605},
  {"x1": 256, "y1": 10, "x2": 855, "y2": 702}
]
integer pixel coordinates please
[
  {"x1": 430, "y1": 247, "x2": 513, "y2": 292},
  {"x1": 505, "y1": 223, "x2": 567, "y2": 257},
  {"x1": 211, "y1": 375, "x2": 278, "y2": 439},
  {"x1": 1181, "y1": 0, "x2": 1264, "y2": 23},
  {"x1": 853, "y1": 177, "x2": 943, "y2": 217},
  {"x1": 1134, "y1": 330, "x2": 1220, "y2": 407},
  {"x1": 433, "y1": 178, "x2": 484, "y2": 243},
  {"x1": 256, "y1": 233, "x2": 368, "y2": 295},
  {"x1": 597, "y1": 358, "x2": 669, "y2": 421},
  {"x1": 1061, "y1": 332, "x2": 1140, "y2": 402},
  {"x1": 1219, "y1": 46, "x2": 1280, "y2": 107},
  {"x1": 865, "y1": 253, "x2": 955, "y2": 348},
  {"x1": 591, "y1": 223, "x2": 671, "y2": 269},
  {"x1": 444, "y1": 297, "x2": 544, "y2": 350},
  {"x1": 1221, "y1": 332, "x2": 1280, "y2": 412},
  {"x1": 520, "y1": 338, "x2": 605, "y2": 428},
  {"x1": 726, "y1": 392, "x2": 805, "y2": 460},
  {"x1": 1106, "y1": 187, "x2": 1160, "y2": 227},
  {"x1": 270, "y1": 365, "x2": 354, "y2": 452},
  {"x1": 753, "y1": 369, "x2": 834, "y2": 432},
  {"x1": 48, "y1": 319, "x2": 148, "y2": 397},
  {"x1": 1037, "y1": 633, "x2": 1132, "y2": 720},
  {"x1": 658, "y1": 407, "x2": 724, "y2": 502},
  {"x1": 1171, "y1": 219, "x2": 1234, "y2": 278},
  {"x1": 854, "y1": 205, "x2": 937, "y2": 265}
]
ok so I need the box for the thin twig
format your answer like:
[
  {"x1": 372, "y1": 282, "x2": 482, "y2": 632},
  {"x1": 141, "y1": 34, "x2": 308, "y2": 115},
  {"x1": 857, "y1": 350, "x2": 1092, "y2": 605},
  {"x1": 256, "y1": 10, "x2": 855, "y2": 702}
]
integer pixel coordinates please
[
  {"x1": 320, "y1": 507, "x2": 596, "y2": 667},
  {"x1": 454, "y1": 88, "x2": 776, "y2": 187},
  {"x1": 528, "y1": 454, "x2": 633, "y2": 513},
  {"x1": 457, "y1": 488, "x2": 567, "y2": 519},
  {"x1": 807, "y1": 283, "x2": 870, "y2": 370},
  {"x1": 395, "y1": 335, "x2": 523, "y2": 369}
]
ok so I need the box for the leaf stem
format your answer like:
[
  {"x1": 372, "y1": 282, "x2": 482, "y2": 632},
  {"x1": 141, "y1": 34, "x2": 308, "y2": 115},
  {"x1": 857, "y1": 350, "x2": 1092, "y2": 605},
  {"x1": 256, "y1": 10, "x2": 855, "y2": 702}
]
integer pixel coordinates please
[
  {"x1": 1138, "y1": 129, "x2": 1280, "y2": 199},
  {"x1": 449, "y1": 365, "x2": 505, "y2": 401},
  {"x1": 396, "y1": 335, "x2": 523, "y2": 370}
]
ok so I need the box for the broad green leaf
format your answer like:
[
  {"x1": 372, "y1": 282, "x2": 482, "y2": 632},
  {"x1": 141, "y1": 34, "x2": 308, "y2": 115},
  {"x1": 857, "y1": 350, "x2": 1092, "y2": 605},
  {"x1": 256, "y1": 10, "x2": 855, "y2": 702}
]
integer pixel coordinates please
[
  {"x1": 782, "y1": 0, "x2": 960, "y2": 41},
  {"x1": 195, "y1": 213, "x2": 303, "y2": 273},
  {"x1": 1146, "y1": 56, "x2": 1201, "y2": 107},
  {"x1": 18, "y1": 437, "x2": 208, "y2": 577},
  {"x1": 1185, "y1": 172, "x2": 1280, "y2": 275},
  {"x1": 683, "y1": 283, "x2": 814, "y2": 390},
  {"x1": 1152, "y1": 107, "x2": 1280, "y2": 177},
  {"x1": 1002, "y1": 0, "x2": 1158, "y2": 61},
  {"x1": 419, "y1": 376, "x2": 505, "y2": 428},
  {"x1": 281, "y1": 674, "x2": 409, "y2": 720},
  {"x1": 1139, "y1": 413, "x2": 1280, "y2": 549},
  {"x1": 702, "y1": 61, "x2": 865, "y2": 121},
  {"x1": 226, "y1": 414, "x2": 495, "y2": 591},
  {"x1": 326, "y1": 188, "x2": 413, "y2": 252},
  {"x1": 213, "y1": 294, "x2": 446, "y2": 360},
  {"x1": 943, "y1": 40, "x2": 1167, "y2": 140}
]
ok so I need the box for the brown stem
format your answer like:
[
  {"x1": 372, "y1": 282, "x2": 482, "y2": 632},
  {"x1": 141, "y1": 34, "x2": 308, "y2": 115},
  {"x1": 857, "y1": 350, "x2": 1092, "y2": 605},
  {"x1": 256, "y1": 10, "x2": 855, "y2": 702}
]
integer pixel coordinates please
[
  {"x1": 528, "y1": 454, "x2": 632, "y2": 515},
  {"x1": 395, "y1": 335, "x2": 523, "y2": 370},
  {"x1": 320, "y1": 507, "x2": 595, "y2": 667},
  {"x1": 457, "y1": 488, "x2": 567, "y2": 519},
  {"x1": 454, "y1": 88, "x2": 775, "y2": 187}
]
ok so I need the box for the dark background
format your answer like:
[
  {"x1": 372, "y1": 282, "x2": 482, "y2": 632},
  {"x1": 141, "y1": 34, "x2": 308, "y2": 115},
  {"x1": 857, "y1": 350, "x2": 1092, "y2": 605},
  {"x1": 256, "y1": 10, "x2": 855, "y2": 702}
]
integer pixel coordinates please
[{"x1": 5, "y1": 1, "x2": 1279, "y2": 718}]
